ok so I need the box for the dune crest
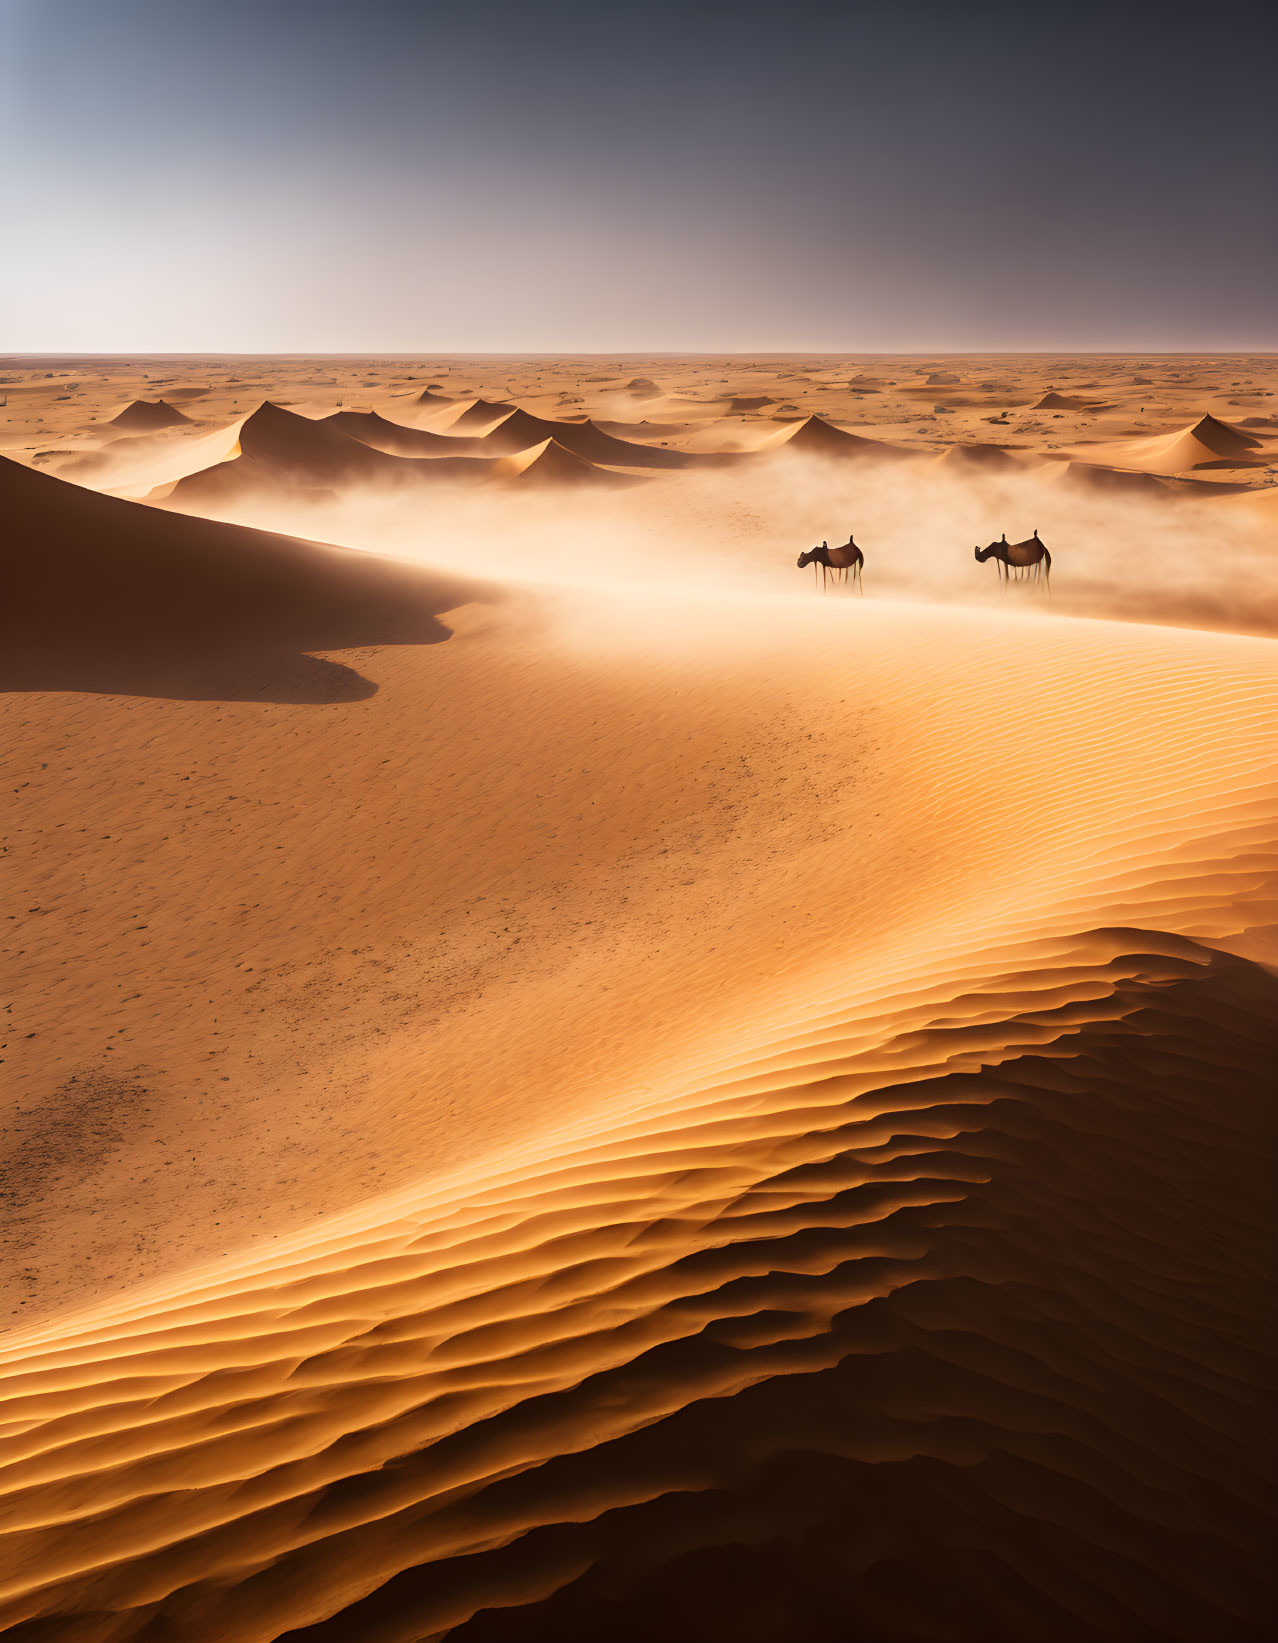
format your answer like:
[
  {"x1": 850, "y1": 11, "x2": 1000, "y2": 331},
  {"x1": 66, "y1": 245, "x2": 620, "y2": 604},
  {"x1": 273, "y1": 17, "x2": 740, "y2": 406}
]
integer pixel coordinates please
[
  {"x1": 492, "y1": 436, "x2": 635, "y2": 486},
  {"x1": 770, "y1": 414, "x2": 913, "y2": 460},
  {"x1": 323, "y1": 408, "x2": 489, "y2": 458},
  {"x1": 482, "y1": 408, "x2": 693, "y2": 469},
  {"x1": 0, "y1": 455, "x2": 488, "y2": 697},
  {"x1": 3, "y1": 351, "x2": 1277, "y2": 1642},
  {"x1": 109, "y1": 399, "x2": 194, "y2": 431},
  {"x1": 2, "y1": 581, "x2": 1276, "y2": 1637}
]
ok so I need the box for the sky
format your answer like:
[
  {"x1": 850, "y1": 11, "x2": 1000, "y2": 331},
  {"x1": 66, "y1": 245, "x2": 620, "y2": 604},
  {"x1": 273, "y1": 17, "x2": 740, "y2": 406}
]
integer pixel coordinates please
[{"x1": 2, "y1": 0, "x2": 1274, "y2": 353}]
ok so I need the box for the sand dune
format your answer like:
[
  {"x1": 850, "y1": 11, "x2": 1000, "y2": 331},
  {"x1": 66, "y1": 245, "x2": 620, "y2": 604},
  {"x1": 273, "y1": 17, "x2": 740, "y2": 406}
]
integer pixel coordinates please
[
  {"x1": 444, "y1": 398, "x2": 520, "y2": 431},
  {"x1": 1078, "y1": 413, "x2": 1269, "y2": 479},
  {"x1": 1, "y1": 587, "x2": 1275, "y2": 1639},
  {"x1": 168, "y1": 402, "x2": 490, "y2": 505},
  {"x1": 0, "y1": 455, "x2": 487, "y2": 697},
  {"x1": 1062, "y1": 459, "x2": 1253, "y2": 499},
  {"x1": 43, "y1": 421, "x2": 244, "y2": 497},
  {"x1": 1034, "y1": 390, "x2": 1105, "y2": 411},
  {"x1": 3, "y1": 352, "x2": 1276, "y2": 1642},
  {"x1": 109, "y1": 399, "x2": 194, "y2": 431},
  {"x1": 492, "y1": 436, "x2": 636, "y2": 487},
  {"x1": 322, "y1": 409, "x2": 490, "y2": 458},
  {"x1": 482, "y1": 408, "x2": 694, "y2": 469},
  {"x1": 770, "y1": 414, "x2": 914, "y2": 460},
  {"x1": 937, "y1": 440, "x2": 1023, "y2": 471},
  {"x1": 591, "y1": 418, "x2": 689, "y2": 439}
]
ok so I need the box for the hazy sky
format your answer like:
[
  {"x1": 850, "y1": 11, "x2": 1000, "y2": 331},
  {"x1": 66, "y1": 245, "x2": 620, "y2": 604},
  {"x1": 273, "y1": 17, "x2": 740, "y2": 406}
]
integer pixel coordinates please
[{"x1": 2, "y1": 0, "x2": 1274, "y2": 352}]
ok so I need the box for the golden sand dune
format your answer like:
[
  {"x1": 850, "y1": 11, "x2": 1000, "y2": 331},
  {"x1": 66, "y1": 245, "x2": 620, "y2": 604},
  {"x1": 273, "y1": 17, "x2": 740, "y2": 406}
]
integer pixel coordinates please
[
  {"x1": 1, "y1": 928, "x2": 1272, "y2": 1641},
  {"x1": 591, "y1": 418, "x2": 689, "y2": 440},
  {"x1": 491, "y1": 437, "x2": 637, "y2": 487},
  {"x1": 322, "y1": 410, "x2": 491, "y2": 459},
  {"x1": 936, "y1": 440, "x2": 1024, "y2": 471},
  {"x1": 479, "y1": 409, "x2": 694, "y2": 470},
  {"x1": 2, "y1": 353, "x2": 1276, "y2": 1640},
  {"x1": 1062, "y1": 460, "x2": 1254, "y2": 500},
  {"x1": 2, "y1": 542, "x2": 1276, "y2": 1635},
  {"x1": 1034, "y1": 390, "x2": 1108, "y2": 412},
  {"x1": 441, "y1": 399, "x2": 519, "y2": 432},
  {"x1": 768, "y1": 414, "x2": 913, "y2": 461},
  {"x1": 168, "y1": 402, "x2": 491, "y2": 506},
  {"x1": 108, "y1": 399, "x2": 193, "y2": 431},
  {"x1": 44, "y1": 421, "x2": 245, "y2": 498},
  {"x1": 1098, "y1": 414, "x2": 1267, "y2": 476}
]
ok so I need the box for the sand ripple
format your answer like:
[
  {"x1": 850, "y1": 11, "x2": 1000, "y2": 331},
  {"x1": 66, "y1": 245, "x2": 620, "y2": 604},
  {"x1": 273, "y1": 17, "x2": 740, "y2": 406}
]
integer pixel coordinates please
[{"x1": 1, "y1": 919, "x2": 1273, "y2": 1641}]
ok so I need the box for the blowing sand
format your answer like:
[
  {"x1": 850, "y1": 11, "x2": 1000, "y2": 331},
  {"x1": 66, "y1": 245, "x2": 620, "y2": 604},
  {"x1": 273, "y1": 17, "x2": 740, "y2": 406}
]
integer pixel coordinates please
[{"x1": 1, "y1": 353, "x2": 1275, "y2": 1641}]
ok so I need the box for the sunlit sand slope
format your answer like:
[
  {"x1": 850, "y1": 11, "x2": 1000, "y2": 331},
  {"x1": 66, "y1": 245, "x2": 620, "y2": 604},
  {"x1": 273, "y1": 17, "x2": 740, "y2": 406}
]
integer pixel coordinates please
[{"x1": 1, "y1": 594, "x2": 1275, "y2": 1640}]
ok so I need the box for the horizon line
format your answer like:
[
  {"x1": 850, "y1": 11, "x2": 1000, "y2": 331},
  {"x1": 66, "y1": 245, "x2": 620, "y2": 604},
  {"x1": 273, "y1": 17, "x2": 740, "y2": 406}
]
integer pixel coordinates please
[{"x1": 4, "y1": 348, "x2": 1277, "y2": 361}]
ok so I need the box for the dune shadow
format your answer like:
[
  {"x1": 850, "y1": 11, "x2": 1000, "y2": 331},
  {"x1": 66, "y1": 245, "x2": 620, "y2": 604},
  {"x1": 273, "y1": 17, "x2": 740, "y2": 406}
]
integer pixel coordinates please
[
  {"x1": 0, "y1": 606, "x2": 470, "y2": 703},
  {"x1": 2, "y1": 457, "x2": 494, "y2": 703},
  {"x1": 0, "y1": 643, "x2": 397, "y2": 703}
]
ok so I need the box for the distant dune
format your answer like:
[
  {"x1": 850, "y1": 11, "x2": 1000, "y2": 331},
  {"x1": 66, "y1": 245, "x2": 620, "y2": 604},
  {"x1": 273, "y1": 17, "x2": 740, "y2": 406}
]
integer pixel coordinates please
[
  {"x1": 109, "y1": 398, "x2": 194, "y2": 430},
  {"x1": 772, "y1": 413, "x2": 914, "y2": 460},
  {"x1": 446, "y1": 397, "x2": 520, "y2": 430},
  {"x1": 1062, "y1": 459, "x2": 1251, "y2": 499},
  {"x1": 323, "y1": 408, "x2": 490, "y2": 458},
  {"x1": 1034, "y1": 390, "x2": 1106, "y2": 411},
  {"x1": 938, "y1": 440, "x2": 1022, "y2": 470},
  {"x1": 482, "y1": 407, "x2": 694, "y2": 469},
  {"x1": 493, "y1": 435, "x2": 636, "y2": 486},
  {"x1": 168, "y1": 401, "x2": 490, "y2": 503},
  {"x1": 1101, "y1": 413, "x2": 1267, "y2": 475}
]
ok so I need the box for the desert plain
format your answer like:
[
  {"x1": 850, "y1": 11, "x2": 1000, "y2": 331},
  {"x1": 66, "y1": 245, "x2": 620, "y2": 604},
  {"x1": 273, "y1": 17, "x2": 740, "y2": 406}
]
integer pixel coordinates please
[{"x1": 1, "y1": 352, "x2": 1276, "y2": 1640}]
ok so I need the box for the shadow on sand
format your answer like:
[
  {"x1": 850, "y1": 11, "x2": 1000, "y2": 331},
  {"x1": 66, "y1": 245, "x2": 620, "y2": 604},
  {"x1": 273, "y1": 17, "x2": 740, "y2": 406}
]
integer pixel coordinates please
[{"x1": 1, "y1": 457, "x2": 493, "y2": 703}]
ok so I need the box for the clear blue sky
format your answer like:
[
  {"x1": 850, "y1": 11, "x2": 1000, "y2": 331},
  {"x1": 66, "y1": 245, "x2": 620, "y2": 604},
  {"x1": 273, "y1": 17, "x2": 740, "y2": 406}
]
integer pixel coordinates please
[{"x1": 2, "y1": 0, "x2": 1274, "y2": 351}]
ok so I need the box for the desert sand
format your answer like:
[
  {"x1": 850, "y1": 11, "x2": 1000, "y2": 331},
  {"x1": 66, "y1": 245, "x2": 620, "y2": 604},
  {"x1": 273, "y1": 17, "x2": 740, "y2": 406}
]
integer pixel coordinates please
[{"x1": 1, "y1": 354, "x2": 1275, "y2": 1640}]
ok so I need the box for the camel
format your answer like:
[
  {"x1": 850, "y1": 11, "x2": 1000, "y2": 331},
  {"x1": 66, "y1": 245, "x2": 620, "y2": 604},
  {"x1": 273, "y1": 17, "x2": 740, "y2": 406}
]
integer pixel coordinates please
[
  {"x1": 797, "y1": 537, "x2": 864, "y2": 593},
  {"x1": 975, "y1": 531, "x2": 1051, "y2": 589}
]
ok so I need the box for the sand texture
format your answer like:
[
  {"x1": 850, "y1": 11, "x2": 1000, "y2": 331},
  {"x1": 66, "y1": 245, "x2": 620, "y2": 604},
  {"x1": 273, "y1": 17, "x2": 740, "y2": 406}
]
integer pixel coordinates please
[{"x1": 1, "y1": 353, "x2": 1275, "y2": 1641}]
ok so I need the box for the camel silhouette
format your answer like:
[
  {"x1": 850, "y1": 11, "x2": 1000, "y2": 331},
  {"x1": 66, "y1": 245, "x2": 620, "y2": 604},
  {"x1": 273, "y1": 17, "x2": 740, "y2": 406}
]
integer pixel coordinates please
[
  {"x1": 798, "y1": 537, "x2": 864, "y2": 593},
  {"x1": 975, "y1": 531, "x2": 1051, "y2": 590}
]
